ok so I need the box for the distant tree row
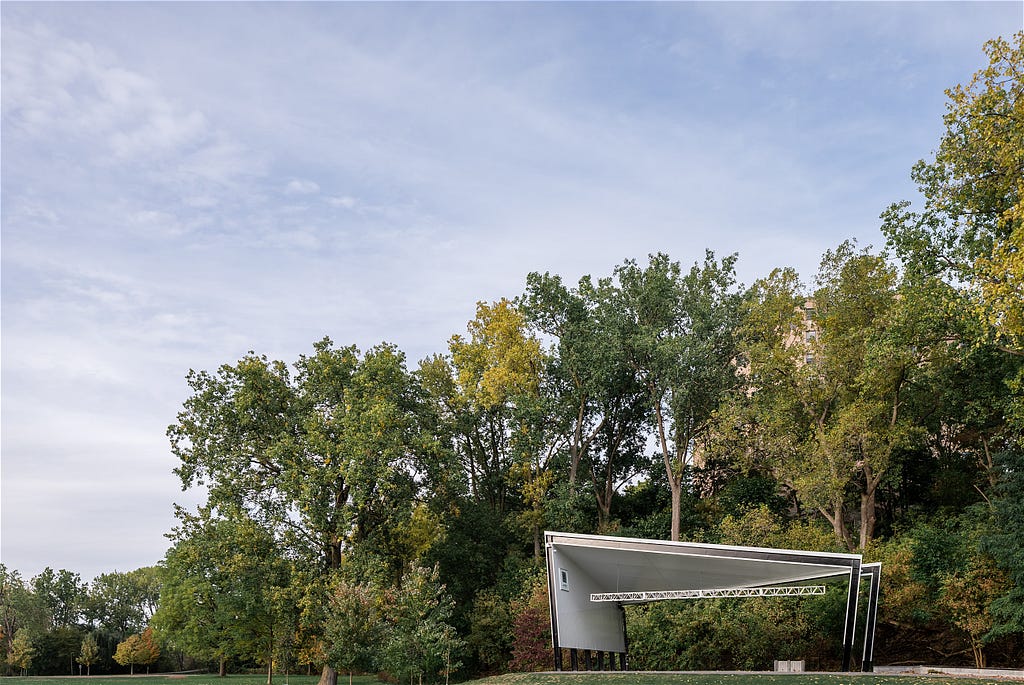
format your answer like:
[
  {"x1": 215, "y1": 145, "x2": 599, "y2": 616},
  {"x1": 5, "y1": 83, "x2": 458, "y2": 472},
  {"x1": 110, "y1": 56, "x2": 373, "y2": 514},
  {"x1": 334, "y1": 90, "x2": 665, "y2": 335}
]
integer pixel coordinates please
[
  {"x1": 0, "y1": 565, "x2": 162, "y2": 675},
  {"x1": 3, "y1": 30, "x2": 1021, "y2": 681}
]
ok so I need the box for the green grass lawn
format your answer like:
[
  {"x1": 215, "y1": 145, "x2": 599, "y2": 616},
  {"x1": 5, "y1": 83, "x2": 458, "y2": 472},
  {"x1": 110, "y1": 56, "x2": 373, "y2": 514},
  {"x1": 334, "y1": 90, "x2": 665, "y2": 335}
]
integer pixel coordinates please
[
  {"x1": 2, "y1": 674, "x2": 1018, "y2": 685},
  {"x1": 472, "y1": 674, "x2": 1015, "y2": 685},
  {"x1": 0, "y1": 677, "x2": 375, "y2": 685},
  {"x1": 8, "y1": 671, "x2": 1024, "y2": 683}
]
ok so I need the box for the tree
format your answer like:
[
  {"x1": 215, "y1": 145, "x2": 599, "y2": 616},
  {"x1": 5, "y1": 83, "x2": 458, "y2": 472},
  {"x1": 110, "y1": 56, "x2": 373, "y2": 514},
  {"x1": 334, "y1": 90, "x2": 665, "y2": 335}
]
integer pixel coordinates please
[
  {"x1": 429, "y1": 300, "x2": 545, "y2": 514},
  {"x1": 136, "y1": 627, "x2": 161, "y2": 674},
  {"x1": 169, "y1": 339, "x2": 431, "y2": 685},
  {"x1": 983, "y1": 449, "x2": 1024, "y2": 640},
  {"x1": 77, "y1": 634, "x2": 100, "y2": 675},
  {"x1": 731, "y1": 244, "x2": 949, "y2": 551},
  {"x1": 521, "y1": 272, "x2": 649, "y2": 532},
  {"x1": 884, "y1": 33, "x2": 1023, "y2": 350},
  {"x1": 324, "y1": 578, "x2": 382, "y2": 685},
  {"x1": 87, "y1": 568, "x2": 160, "y2": 640},
  {"x1": 8, "y1": 629, "x2": 35, "y2": 676},
  {"x1": 940, "y1": 556, "x2": 1010, "y2": 668},
  {"x1": 1, "y1": 566, "x2": 49, "y2": 675},
  {"x1": 811, "y1": 243, "x2": 936, "y2": 549},
  {"x1": 881, "y1": 31, "x2": 1024, "y2": 476},
  {"x1": 113, "y1": 633, "x2": 142, "y2": 674},
  {"x1": 31, "y1": 568, "x2": 86, "y2": 629},
  {"x1": 379, "y1": 565, "x2": 463, "y2": 685},
  {"x1": 156, "y1": 508, "x2": 292, "y2": 681},
  {"x1": 466, "y1": 591, "x2": 513, "y2": 674},
  {"x1": 508, "y1": 579, "x2": 552, "y2": 672},
  {"x1": 605, "y1": 251, "x2": 743, "y2": 541}
]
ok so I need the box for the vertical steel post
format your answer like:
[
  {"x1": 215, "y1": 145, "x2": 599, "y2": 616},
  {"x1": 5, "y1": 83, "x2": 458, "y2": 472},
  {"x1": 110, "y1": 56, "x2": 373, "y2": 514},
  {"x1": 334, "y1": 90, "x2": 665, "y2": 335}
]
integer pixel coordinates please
[
  {"x1": 861, "y1": 563, "x2": 881, "y2": 672},
  {"x1": 545, "y1": 542, "x2": 562, "y2": 671},
  {"x1": 841, "y1": 559, "x2": 862, "y2": 672},
  {"x1": 620, "y1": 604, "x2": 630, "y2": 671}
]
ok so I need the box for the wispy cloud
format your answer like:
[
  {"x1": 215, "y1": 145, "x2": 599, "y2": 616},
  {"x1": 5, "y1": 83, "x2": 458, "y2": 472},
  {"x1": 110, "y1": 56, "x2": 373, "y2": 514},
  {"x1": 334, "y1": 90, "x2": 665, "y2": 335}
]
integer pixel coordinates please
[{"x1": 285, "y1": 178, "x2": 320, "y2": 195}]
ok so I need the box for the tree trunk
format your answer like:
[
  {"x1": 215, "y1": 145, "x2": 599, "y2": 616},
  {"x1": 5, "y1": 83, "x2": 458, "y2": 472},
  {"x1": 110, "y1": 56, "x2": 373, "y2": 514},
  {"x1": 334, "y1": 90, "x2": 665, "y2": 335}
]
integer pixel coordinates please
[
  {"x1": 971, "y1": 638, "x2": 986, "y2": 668},
  {"x1": 654, "y1": 402, "x2": 683, "y2": 541},
  {"x1": 859, "y1": 462, "x2": 886, "y2": 550},
  {"x1": 669, "y1": 483, "x2": 681, "y2": 541},
  {"x1": 860, "y1": 484, "x2": 877, "y2": 550},
  {"x1": 820, "y1": 502, "x2": 855, "y2": 552},
  {"x1": 569, "y1": 401, "x2": 585, "y2": 486},
  {"x1": 219, "y1": 657, "x2": 227, "y2": 677},
  {"x1": 317, "y1": 665, "x2": 338, "y2": 685}
]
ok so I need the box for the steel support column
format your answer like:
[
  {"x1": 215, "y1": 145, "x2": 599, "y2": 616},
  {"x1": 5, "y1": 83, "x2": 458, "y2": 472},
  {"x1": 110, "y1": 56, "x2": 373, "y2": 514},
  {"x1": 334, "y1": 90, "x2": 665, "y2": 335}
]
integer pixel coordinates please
[
  {"x1": 841, "y1": 559, "x2": 862, "y2": 672},
  {"x1": 860, "y1": 563, "x2": 881, "y2": 672},
  {"x1": 620, "y1": 604, "x2": 629, "y2": 671},
  {"x1": 545, "y1": 544, "x2": 562, "y2": 671}
]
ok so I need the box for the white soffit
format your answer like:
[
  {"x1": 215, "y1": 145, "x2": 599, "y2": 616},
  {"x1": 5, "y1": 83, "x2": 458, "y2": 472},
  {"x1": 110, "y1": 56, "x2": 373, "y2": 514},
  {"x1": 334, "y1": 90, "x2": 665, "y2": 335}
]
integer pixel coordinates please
[{"x1": 546, "y1": 532, "x2": 859, "y2": 593}]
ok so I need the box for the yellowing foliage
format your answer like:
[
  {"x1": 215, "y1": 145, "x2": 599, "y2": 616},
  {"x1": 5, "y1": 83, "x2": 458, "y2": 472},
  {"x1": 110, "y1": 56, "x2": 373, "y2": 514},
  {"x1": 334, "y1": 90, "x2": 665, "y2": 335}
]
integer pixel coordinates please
[{"x1": 450, "y1": 300, "x2": 543, "y2": 410}]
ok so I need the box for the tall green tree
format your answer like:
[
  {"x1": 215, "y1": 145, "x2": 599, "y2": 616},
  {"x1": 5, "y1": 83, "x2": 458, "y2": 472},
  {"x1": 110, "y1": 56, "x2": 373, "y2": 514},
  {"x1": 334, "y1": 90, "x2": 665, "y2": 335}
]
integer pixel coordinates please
[
  {"x1": 605, "y1": 251, "x2": 743, "y2": 541},
  {"x1": 882, "y1": 32, "x2": 1023, "y2": 408},
  {"x1": 521, "y1": 272, "x2": 649, "y2": 531},
  {"x1": 156, "y1": 508, "x2": 291, "y2": 679},
  {"x1": 168, "y1": 338, "x2": 431, "y2": 685},
  {"x1": 86, "y1": 568, "x2": 160, "y2": 640},
  {"x1": 31, "y1": 568, "x2": 86, "y2": 629},
  {"x1": 731, "y1": 245, "x2": 950, "y2": 550}
]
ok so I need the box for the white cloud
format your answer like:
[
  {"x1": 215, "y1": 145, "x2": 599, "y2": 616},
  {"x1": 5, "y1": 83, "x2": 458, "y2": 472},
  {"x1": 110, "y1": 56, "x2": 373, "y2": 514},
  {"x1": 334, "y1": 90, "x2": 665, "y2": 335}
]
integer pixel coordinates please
[
  {"x1": 3, "y1": 24, "x2": 203, "y2": 158},
  {"x1": 327, "y1": 195, "x2": 358, "y2": 209},
  {"x1": 285, "y1": 178, "x2": 321, "y2": 195}
]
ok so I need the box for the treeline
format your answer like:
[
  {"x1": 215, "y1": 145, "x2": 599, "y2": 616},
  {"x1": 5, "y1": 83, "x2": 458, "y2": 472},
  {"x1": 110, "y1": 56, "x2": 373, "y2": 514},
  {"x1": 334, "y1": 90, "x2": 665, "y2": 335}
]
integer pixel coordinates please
[
  {"x1": 3, "y1": 32, "x2": 1022, "y2": 682},
  {"x1": 0, "y1": 566, "x2": 163, "y2": 675}
]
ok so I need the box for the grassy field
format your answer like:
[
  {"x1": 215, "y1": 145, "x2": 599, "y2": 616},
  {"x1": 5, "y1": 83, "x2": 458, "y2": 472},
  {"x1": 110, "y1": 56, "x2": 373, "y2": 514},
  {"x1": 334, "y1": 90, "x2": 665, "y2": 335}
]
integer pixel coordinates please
[
  {"x1": 474, "y1": 675, "x2": 1016, "y2": 685},
  {"x1": 0, "y1": 677, "x2": 374, "y2": 685},
  {"x1": 1, "y1": 674, "x2": 1018, "y2": 685}
]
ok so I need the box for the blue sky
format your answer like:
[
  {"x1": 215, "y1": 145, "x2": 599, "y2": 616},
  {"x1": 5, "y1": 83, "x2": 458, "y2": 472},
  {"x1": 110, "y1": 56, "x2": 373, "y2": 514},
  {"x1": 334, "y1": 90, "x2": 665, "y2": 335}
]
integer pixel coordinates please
[{"x1": 2, "y1": 2, "x2": 1020, "y2": 582}]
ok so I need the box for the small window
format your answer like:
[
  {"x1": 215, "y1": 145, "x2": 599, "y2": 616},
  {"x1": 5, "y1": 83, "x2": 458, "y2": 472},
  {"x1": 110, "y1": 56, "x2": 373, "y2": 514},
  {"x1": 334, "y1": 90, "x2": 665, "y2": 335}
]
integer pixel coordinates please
[
  {"x1": 805, "y1": 352, "x2": 815, "y2": 364},
  {"x1": 559, "y1": 568, "x2": 569, "y2": 591},
  {"x1": 805, "y1": 330, "x2": 817, "y2": 342}
]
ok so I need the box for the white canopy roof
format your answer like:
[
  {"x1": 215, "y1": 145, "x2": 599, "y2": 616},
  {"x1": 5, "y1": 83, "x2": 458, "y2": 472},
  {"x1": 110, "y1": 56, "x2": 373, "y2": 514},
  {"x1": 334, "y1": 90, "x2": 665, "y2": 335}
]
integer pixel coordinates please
[
  {"x1": 544, "y1": 531, "x2": 875, "y2": 671},
  {"x1": 546, "y1": 531, "x2": 857, "y2": 596}
]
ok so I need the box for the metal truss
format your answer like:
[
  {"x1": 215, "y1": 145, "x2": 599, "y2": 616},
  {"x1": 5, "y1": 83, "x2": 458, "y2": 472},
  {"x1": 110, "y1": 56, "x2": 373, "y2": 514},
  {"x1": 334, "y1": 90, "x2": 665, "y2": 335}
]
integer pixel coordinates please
[{"x1": 590, "y1": 585, "x2": 827, "y2": 603}]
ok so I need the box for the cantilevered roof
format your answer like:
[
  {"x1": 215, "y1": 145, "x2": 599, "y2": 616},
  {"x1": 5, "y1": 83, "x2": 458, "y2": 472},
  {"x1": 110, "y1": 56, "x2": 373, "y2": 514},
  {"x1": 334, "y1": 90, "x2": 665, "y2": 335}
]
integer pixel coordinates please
[{"x1": 546, "y1": 531, "x2": 858, "y2": 597}]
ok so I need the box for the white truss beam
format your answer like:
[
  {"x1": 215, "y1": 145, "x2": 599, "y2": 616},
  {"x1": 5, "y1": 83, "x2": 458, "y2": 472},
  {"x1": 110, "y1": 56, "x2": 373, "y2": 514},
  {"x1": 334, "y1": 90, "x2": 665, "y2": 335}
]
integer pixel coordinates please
[{"x1": 590, "y1": 585, "x2": 827, "y2": 603}]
